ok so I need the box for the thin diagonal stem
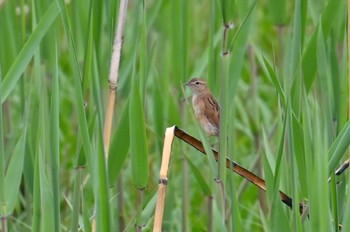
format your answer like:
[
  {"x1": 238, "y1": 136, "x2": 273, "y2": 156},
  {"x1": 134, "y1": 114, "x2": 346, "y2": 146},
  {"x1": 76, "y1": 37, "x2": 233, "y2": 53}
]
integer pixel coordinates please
[{"x1": 174, "y1": 126, "x2": 305, "y2": 214}]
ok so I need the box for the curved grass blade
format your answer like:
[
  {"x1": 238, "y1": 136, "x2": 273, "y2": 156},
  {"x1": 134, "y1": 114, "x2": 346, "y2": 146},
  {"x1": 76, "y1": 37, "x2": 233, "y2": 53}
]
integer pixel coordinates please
[
  {"x1": 261, "y1": 56, "x2": 286, "y2": 107},
  {"x1": 302, "y1": 0, "x2": 342, "y2": 91},
  {"x1": 1, "y1": 2, "x2": 59, "y2": 102},
  {"x1": 328, "y1": 121, "x2": 350, "y2": 175}
]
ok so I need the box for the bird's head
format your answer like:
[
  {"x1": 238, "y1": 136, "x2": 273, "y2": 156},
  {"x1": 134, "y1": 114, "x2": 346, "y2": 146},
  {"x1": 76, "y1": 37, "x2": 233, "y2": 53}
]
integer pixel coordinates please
[{"x1": 184, "y1": 78, "x2": 208, "y2": 94}]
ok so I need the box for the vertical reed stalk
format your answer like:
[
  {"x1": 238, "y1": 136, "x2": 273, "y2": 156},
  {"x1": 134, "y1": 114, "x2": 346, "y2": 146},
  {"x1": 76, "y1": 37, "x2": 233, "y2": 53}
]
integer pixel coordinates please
[
  {"x1": 348, "y1": 0, "x2": 350, "y2": 118},
  {"x1": 0, "y1": 69, "x2": 5, "y2": 232},
  {"x1": 103, "y1": 0, "x2": 129, "y2": 158},
  {"x1": 92, "y1": 0, "x2": 128, "y2": 231},
  {"x1": 117, "y1": 178, "x2": 125, "y2": 231},
  {"x1": 207, "y1": 196, "x2": 213, "y2": 232},
  {"x1": 153, "y1": 126, "x2": 175, "y2": 232},
  {"x1": 71, "y1": 167, "x2": 83, "y2": 232},
  {"x1": 136, "y1": 189, "x2": 143, "y2": 232},
  {"x1": 217, "y1": 23, "x2": 232, "y2": 220},
  {"x1": 181, "y1": 158, "x2": 189, "y2": 232}
]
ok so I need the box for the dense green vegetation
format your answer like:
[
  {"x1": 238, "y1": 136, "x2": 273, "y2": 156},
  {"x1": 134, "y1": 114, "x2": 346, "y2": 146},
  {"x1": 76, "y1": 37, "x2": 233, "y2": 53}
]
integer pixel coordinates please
[{"x1": 0, "y1": 0, "x2": 349, "y2": 231}]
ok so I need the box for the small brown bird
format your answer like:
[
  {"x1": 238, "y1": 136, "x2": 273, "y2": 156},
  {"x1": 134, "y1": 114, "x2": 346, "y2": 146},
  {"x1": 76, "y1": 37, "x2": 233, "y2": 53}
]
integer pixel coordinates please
[{"x1": 185, "y1": 78, "x2": 220, "y2": 136}]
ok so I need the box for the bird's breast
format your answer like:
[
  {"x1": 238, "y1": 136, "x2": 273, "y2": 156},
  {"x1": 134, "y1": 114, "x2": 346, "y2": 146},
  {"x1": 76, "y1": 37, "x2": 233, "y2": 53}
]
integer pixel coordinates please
[
  {"x1": 191, "y1": 94, "x2": 218, "y2": 136},
  {"x1": 192, "y1": 94, "x2": 205, "y2": 116}
]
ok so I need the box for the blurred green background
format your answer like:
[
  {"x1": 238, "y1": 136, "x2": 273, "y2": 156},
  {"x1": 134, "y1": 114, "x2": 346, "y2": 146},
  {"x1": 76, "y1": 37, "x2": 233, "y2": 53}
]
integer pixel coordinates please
[{"x1": 0, "y1": 0, "x2": 349, "y2": 231}]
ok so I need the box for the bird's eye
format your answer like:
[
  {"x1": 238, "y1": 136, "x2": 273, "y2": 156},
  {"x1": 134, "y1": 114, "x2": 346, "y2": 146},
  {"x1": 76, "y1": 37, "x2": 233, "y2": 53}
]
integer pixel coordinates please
[{"x1": 195, "y1": 81, "x2": 199, "y2": 85}]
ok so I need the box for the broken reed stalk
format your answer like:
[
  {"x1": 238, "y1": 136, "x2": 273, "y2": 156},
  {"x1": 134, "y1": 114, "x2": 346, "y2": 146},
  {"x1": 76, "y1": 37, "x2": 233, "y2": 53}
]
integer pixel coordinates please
[
  {"x1": 153, "y1": 126, "x2": 175, "y2": 232},
  {"x1": 335, "y1": 159, "x2": 349, "y2": 175},
  {"x1": 327, "y1": 159, "x2": 349, "y2": 182},
  {"x1": 103, "y1": 0, "x2": 129, "y2": 159}
]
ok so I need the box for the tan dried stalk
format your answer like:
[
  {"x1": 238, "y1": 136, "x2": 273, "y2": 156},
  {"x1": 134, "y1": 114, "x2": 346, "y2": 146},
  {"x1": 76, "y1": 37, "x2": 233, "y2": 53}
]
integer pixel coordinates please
[
  {"x1": 153, "y1": 126, "x2": 175, "y2": 232},
  {"x1": 103, "y1": 0, "x2": 128, "y2": 159},
  {"x1": 92, "y1": 0, "x2": 128, "y2": 231}
]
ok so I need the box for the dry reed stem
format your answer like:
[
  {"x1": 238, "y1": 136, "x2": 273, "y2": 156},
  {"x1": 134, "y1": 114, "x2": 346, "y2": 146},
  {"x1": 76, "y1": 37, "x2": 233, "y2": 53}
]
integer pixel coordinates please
[
  {"x1": 92, "y1": 0, "x2": 128, "y2": 231},
  {"x1": 104, "y1": 89, "x2": 116, "y2": 158},
  {"x1": 153, "y1": 126, "x2": 175, "y2": 232},
  {"x1": 103, "y1": 0, "x2": 128, "y2": 159}
]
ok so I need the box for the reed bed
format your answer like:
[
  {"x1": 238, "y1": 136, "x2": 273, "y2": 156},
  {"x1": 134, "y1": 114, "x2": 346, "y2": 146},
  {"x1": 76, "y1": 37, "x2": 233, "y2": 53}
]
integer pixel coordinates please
[{"x1": 0, "y1": 0, "x2": 349, "y2": 231}]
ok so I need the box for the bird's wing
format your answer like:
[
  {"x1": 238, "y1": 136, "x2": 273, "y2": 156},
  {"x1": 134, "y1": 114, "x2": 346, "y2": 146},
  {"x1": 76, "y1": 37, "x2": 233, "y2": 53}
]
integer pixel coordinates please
[{"x1": 205, "y1": 94, "x2": 220, "y2": 130}]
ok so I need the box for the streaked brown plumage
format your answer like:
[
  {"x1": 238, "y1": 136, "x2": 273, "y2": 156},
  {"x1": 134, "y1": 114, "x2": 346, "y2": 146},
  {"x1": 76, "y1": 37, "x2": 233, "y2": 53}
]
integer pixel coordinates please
[{"x1": 185, "y1": 78, "x2": 220, "y2": 136}]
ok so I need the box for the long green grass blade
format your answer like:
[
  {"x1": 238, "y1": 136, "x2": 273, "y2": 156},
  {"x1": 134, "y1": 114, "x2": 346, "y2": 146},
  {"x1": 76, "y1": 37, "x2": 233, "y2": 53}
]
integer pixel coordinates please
[
  {"x1": 129, "y1": 75, "x2": 149, "y2": 190},
  {"x1": 328, "y1": 121, "x2": 350, "y2": 174},
  {"x1": 0, "y1": 0, "x2": 348, "y2": 231},
  {"x1": 261, "y1": 56, "x2": 286, "y2": 106},
  {"x1": 49, "y1": 42, "x2": 60, "y2": 232},
  {"x1": 302, "y1": 0, "x2": 342, "y2": 91},
  {"x1": 4, "y1": 133, "x2": 26, "y2": 215},
  {"x1": 95, "y1": 141, "x2": 111, "y2": 232},
  {"x1": 55, "y1": 0, "x2": 93, "y2": 169},
  {"x1": 1, "y1": 2, "x2": 59, "y2": 102},
  {"x1": 0, "y1": 67, "x2": 4, "y2": 214},
  {"x1": 108, "y1": 101, "x2": 130, "y2": 185},
  {"x1": 71, "y1": 168, "x2": 83, "y2": 232}
]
